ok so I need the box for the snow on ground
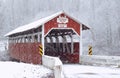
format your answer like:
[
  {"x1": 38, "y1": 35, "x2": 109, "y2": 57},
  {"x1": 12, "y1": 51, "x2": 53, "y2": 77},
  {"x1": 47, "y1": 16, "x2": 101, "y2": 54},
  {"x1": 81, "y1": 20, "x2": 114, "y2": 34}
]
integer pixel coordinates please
[
  {"x1": 0, "y1": 61, "x2": 53, "y2": 78},
  {"x1": 1, "y1": 61, "x2": 120, "y2": 78},
  {"x1": 63, "y1": 64, "x2": 120, "y2": 78}
]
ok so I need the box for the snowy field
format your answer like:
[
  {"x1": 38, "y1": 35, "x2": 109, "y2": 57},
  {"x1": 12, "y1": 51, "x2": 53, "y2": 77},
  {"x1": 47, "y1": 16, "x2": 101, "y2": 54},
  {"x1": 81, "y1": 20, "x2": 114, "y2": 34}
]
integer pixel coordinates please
[
  {"x1": 0, "y1": 62, "x2": 120, "y2": 78},
  {"x1": 0, "y1": 61, "x2": 53, "y2": 78},
  {"x1": 63, "y1": 64, "x2": 120, "y2": 78}
]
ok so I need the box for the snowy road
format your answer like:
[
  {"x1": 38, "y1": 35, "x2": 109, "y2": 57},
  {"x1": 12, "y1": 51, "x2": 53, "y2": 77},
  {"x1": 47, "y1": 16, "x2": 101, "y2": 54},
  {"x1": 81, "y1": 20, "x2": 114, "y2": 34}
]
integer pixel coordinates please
[{"x1": 63, "y1": 64, "x2": 120, "y2": 78}]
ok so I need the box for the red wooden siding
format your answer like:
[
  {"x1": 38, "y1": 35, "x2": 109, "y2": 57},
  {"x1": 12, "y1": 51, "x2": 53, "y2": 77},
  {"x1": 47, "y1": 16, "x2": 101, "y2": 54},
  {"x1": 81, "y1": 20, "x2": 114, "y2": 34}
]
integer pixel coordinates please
[
  {"x1": 9, "y1": 43, "x2": 42, "y2": 64},
  {"x1": 44, "y1": 13, "x2": 80, "y2": 36}
]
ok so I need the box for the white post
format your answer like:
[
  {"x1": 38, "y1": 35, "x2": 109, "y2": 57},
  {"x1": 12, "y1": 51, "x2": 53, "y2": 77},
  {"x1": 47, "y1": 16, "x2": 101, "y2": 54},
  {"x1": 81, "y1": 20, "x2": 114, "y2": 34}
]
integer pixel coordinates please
[
  {"x1": 32, "y1": 35, "x2": 34, "y2": 43},
  {"x1": 38, "y1": 33, "x2": 40, "y2": 42},
  {"x1": 42, "y1": 24, "x2": 45, "y2": 55},
  {"x1": 45, "y1": 37, "x2": 48, "y2": 43},
  {"x1": 80, "y1": 24, "x2": 83, "y2": 63},
  {"x1": 54, "y1": 58, "x2": 63, "y2": 78}
]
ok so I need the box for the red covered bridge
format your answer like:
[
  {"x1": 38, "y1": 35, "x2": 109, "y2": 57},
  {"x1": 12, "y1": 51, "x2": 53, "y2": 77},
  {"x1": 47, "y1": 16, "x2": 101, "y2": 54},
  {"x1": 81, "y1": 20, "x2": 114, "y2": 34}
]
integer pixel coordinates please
[{"x1": 5, "y1": 11, "x2": 90, "y2": 64}]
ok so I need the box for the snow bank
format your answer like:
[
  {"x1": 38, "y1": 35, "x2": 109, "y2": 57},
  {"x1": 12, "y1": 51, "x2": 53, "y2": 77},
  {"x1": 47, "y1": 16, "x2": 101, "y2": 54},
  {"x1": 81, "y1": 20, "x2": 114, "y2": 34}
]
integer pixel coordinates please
[
  {"x1": 42, "y1": 55, "x2": 62, "y2": 69},
  {"x1": 63, "y1": 64, "x2": 120, "y2": 78},
  {"x1": 80, "y1": 55, "x2": 120, "y2": 66},
  {"x1": 0, "y1": 61, "x2": 53, "y2": 78},
  {"x1": 42, "y1": 55, "x2": 63, "y2": 78}
]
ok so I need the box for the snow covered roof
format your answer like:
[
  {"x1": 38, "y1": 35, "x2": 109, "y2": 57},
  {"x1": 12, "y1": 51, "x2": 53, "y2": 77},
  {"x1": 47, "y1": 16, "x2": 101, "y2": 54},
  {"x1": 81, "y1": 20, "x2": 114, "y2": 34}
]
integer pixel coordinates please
[
  {"x1": 5, "y1": 11, "x2": 90, "y2": 37},
  {"x1": 5, "y1": 11, "x2": 63, "y2": 37}
]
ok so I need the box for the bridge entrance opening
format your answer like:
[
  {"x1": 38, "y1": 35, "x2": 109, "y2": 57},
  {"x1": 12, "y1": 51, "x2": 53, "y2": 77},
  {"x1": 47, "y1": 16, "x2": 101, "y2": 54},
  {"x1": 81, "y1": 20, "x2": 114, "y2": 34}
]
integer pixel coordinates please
[{"x1": 44, "y1": 29, "x2": 80, "y2": 63}]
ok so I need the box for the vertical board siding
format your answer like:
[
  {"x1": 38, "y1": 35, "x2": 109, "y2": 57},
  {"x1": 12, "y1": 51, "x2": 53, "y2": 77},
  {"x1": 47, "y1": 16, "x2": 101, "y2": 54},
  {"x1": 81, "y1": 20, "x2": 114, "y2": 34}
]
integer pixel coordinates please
[{"x1": 9, "y1": 43, "x2": 42, "y2": 64}]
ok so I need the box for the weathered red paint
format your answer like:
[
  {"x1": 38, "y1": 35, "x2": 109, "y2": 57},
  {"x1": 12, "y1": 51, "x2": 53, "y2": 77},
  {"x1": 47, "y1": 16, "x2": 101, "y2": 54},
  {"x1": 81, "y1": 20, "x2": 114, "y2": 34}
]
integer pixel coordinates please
[
  {"x1": 44, "y1": 13, "x2": 80, "y2": 36},
  {"x1": 9, "y1": 43, "x2": 42, "y2": 64}
]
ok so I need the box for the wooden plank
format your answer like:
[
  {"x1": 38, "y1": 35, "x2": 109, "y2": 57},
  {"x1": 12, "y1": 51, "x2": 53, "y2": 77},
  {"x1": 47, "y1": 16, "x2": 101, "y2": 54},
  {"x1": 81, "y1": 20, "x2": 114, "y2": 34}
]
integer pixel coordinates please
[
  {"x1": 69, "y1": 34, "x2": 74, "y2": 53},
  {"x1": 55, "y1": 36, "x2": 60, "y2": 52}
]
